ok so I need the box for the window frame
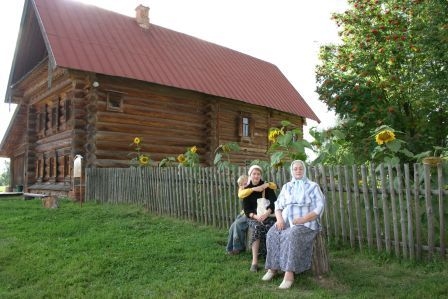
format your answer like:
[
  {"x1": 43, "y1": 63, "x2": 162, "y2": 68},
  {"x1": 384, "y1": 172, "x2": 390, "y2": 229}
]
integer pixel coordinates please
[
  {"x1": 106, "y1": 91, "x2": 124, "y2": 112},
  {"x1": 238, "y1": 113, "x2": 254, "y2": 141}
]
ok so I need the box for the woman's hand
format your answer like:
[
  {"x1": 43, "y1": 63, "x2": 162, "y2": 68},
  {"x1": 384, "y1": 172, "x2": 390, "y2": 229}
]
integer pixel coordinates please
[
  {"x1": 292, "y1": 217, "x2": 305, "y2": 225},
  {"x1": 275, "y1": 218, "x2": 285, "y2": 230},
  {"x1": 293, "y1": 212, "x2": 317, "y2": 225},
  {"x1": 257, "y1": 213, "x2": 268, "y2": 222}
]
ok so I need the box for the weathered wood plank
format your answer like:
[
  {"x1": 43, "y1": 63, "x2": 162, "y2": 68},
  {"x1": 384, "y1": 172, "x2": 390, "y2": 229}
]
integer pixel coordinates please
[
  {"x1": 424, "y1": 164, "x2": 435, "y2": 258},
  {"x1": 370, "y1": 164, "x2": 382, "y2": 251},
  {"x1": 336, "y1": 166, "x2": 346, "y2": 242},
  {"x1": 352, "y1": 165, "x2": 364, "y2": 250},
  {"x1": 396, "y1": 164, "x2": 408, "y2": 259},
  {"x1": 380, "y1": 165, "x2": 391, "y2": 253},
  {"x1": 361, "y1": 165, "x2": 373, "y2": 250},
  {"x1": 388, "y1": 164, "x2": 400, "y2": 257},
  {"x1": 437, "y1": 164, "x2": 446, "y2": 258},
  {"x1": 344, "y1": 166, "x2": 355, "y2": 248},
  {"x1": 404, "y1": 164, "x2": 415, "y2": 260},
  {"x1": 328, "y1": 166, "x2": 339, "y2": 243},
  {"x1": 413, "y1": 163, "x2": 422, "y2": 259}
]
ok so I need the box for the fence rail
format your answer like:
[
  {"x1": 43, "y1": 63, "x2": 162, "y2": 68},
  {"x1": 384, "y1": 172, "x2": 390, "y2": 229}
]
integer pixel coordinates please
[{"x1": 85, "y1": 163, "x2": 447, "y2": 261}]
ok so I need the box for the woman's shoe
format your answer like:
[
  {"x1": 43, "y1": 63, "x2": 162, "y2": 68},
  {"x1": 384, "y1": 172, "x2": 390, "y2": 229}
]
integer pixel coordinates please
[
  {"x1": 261, "y1": 270, "x2": 276, "y2": 281},
  {"x1": 250, "y1": 264, "x2": 259, "y2": 272},
  {"x1": 278, "y1": 279, "x2": 293, "y2": 289}
]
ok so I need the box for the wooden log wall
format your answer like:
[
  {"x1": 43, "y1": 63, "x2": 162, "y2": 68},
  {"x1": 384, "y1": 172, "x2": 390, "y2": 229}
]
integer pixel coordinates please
[
  {"x1": 85, "y1": 162, "x2": 447, "y2": 261},
  {"x1": 10, "y1": 62, "x2": 77, "y2": 192}
]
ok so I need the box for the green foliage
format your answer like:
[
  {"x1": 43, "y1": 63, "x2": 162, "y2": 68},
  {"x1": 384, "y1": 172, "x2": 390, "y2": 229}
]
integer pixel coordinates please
[
  {"x1": 158, "y1": 156, "x2": 177, "y2": 167},
  {"x1": 0, "y1": 159, "x2": 10, "y2": 186},
  {"x1": 1, "y1": 197, "x2": 447, "y2": 298},
  {"x1": 213, "y1": 142, "x2": 241, "y2": 170},
  {"x1": 316, "y1": 0, "x2": 448, "y2": 163},
  {"x1": 159, "y1": 146, "x2": 199, "y2": 168},
  {"x1": 370, "y1": 125, "x2": 414, "y2": 164},
  {"x1": 309, "y1": 126, "x2": 357, "y2": 165},
  {"x1": 414, "y1": 146, "x2": 448, "y2": 162},
  {"x1": 178, "y1": 146, "x2": 200, "y2": 168},
  {"x1": 247, "y1": 159, "x2": 271, "y2": 174},
  {"x1": 267, "y1": 120, "x2": 311, "y2": 168},
  {"x1": 128, "y1": 137, "x2": 151, "y2": 167}
]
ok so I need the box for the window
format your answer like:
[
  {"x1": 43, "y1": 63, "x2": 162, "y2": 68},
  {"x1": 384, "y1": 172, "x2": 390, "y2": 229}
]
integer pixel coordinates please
[
  {"x1": 36, "y1": 159, "x2": 42, "y2": 181},
  {"x1": 64, "y1": 155, "x2": 71, "y2": 177},
  {"x1": 238, "y1": 114, "x2": 253, "y2": 140},
  {"x1": 51, "y1": 105, "x2": 58, "y2": 130},
  {"x1": 45, "y1": 104, "x2": 50, "y2": 133},
  {"x1": 242, "y1": 117, "x2": 250, "y2": 137},
  {"x1": 49, "y1": 157, "x2": 55, "y2": 178},
  {"x1": 36, "y1": 109, "x2": 42, "y2": 135},
  {"x1": 65, "y1": 99, "x2": 72, "y2": 122},
  {"x1": 107, "y1": 91, "x2": 124, "y2": 112}
]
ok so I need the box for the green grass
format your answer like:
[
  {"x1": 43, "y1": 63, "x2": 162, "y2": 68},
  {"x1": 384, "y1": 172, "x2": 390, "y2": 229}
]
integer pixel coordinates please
[{"x1": 0, "y1": 196, "x2": 447, "y2": 298}]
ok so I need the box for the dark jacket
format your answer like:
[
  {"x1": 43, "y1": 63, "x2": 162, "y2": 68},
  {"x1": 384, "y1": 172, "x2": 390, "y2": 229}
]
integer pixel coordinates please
[{"x1": 242, "y1": 180, "x2": 277, "y2": 218}]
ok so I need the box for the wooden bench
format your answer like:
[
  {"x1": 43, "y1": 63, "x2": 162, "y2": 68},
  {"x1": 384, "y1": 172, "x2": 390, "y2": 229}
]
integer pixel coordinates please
[
  {"x1": 23, "y1": 193, "x2": 48, "y2": 200},
  {"x1": 245, "y1": 227, "x2": 329, "y2": 277}
]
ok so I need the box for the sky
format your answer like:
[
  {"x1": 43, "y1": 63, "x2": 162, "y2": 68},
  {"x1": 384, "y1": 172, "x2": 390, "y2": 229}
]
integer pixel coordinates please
[{"x1": 0, "y1": 0, "x2": 347, "y2": 165}]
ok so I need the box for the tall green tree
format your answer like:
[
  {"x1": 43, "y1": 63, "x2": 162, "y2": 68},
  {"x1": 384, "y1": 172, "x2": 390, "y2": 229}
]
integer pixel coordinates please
[
  {"x1": 316, "y1": 0, "x2": 448, "y2": 163},
  {"x1": 0, "y1": 160, "x2": 10, "y2": 186}
]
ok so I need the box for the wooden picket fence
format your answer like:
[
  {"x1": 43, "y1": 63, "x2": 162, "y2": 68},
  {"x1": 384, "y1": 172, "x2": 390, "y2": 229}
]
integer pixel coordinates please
[{"x1": 85, "y1": 162, "x2": 447, "y2": 261}]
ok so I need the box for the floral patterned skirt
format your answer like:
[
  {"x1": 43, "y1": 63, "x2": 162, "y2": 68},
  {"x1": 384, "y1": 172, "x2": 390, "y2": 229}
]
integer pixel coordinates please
[
  {"x1": 265, "y1": 225, "x2": 318, "y2": 274},
  {"x1": 247, "y1": 217, "x2": 276, "y2": 258}
]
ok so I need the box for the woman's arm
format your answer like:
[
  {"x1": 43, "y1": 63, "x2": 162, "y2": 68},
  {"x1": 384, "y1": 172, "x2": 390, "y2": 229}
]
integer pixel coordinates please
[
  {"x1": 242, "y1": 189, "x2": 258, "y2": 218},
  {"x1": 292, "y1": 211, "x2": 318, "y2": 225},
  {"x1": 265, "y1": 188, "x2": 277, "y2": 213},
  {"x1": 238, "y1": 188, "x2": 253, "y2": 199},
  {"x1": 293, "y1": 183, "x2": 325, "y2": 225},
  {"x1": 238, "y1": 182, "x2": 276, "y2": 199}
]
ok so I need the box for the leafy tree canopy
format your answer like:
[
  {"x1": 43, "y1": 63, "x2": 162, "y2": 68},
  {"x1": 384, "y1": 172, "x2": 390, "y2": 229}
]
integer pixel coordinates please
[{"x1": 316, "y1": 0, "x2": 448, "y2": 163}]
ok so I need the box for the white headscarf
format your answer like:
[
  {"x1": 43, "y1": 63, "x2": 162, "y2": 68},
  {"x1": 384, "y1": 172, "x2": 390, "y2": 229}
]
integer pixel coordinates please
[
  {"x1": 290, "y1": 160, "x2": 308, "y2": 205},
  {"x1": 248, "y1": 165, "x2": 263, "y2": 176}
]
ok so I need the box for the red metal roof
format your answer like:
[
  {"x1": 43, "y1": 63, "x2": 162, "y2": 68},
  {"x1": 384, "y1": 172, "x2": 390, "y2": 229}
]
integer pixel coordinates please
[{"x1": 32, "y1": 0, "x2": 319, "y2": 122}]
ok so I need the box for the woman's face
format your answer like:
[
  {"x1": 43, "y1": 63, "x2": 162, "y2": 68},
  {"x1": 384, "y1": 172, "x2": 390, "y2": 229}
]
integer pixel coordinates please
[
  {"x1": 292, "y1": 162, "x2": 305, "y2": 180},
  {"x1": 250, "y1": 169, "x2": 262, "y2": 185}
]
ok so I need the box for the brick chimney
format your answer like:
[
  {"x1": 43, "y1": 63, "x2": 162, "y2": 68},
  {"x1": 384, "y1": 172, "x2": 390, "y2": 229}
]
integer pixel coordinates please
[{"x1": 135, "y1": 5, "x2": 150, "y2": 29}]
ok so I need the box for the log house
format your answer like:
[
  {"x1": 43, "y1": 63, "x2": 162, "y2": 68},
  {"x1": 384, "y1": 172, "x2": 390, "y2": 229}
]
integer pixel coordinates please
[{"x1": 0, "y1": 0, "x2": 319, "y2": 199}]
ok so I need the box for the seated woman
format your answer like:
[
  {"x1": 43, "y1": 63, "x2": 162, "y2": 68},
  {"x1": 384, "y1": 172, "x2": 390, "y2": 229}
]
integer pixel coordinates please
[
  {"x1": 226, "y1": 175, "x2": 277, "y2": 255},
  {"x1": 242, "y1": 165, "x2": 277, "y2": 272},
  {"x1": 262, "y1": 160, "x2": 325, "y2": 289}
]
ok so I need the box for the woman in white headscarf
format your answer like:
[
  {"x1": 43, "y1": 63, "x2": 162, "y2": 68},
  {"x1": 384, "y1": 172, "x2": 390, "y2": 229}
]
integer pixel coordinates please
[{"x1": 262, "y1": 160, "x2": 325, "y2": 289}]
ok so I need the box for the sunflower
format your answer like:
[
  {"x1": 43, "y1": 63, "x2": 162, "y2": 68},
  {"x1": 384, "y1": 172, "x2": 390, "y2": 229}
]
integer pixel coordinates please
[
  {"x1": 177, "y1": 154, "x2": 186, "y2": 163},
  {"x1": 375, "y1": 130, "x2": 395, "y2": 145},
  {"x1": 139, "y1": 155, "x2": 149, "y2": 165},
  {"x1": 133, "y1": 137, "x2": 141, "y2": 145},
  {"x1": 190, "y1": 146, "x2": 197, "y2": 154},
  {"x1": 268, "y1": 128, "x2": 283, "y2": 143}
]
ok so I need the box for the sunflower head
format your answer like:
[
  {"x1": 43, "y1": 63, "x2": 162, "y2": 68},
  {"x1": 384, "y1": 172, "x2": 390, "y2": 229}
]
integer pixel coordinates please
[
  {"x1": 375, "y1": 130, "x2": 396, "y2": 145},
  {"x1": 138, "y1": 155, "x2": 149, "y2": 165},
  {"x1": 177, "y1": 154, "x2": 186, "y2": 163},
  {"x1": 268, "y1": 128, "x2": 283, "y2": 143},
  {"x1": 190, "y1": 146, "x2": 197, "y2": 154},
  {"x1": 133, "y1": 137, "x2": 141, "y2": 145}
]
